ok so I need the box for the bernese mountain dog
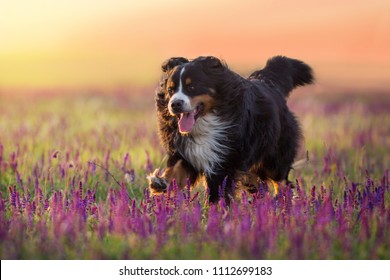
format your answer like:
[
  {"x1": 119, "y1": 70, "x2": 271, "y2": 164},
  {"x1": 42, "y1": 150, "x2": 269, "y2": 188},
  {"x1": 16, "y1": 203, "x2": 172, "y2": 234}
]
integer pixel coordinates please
[{"x1": 148, "y1": 56, "x2": 314, "y2": 203}]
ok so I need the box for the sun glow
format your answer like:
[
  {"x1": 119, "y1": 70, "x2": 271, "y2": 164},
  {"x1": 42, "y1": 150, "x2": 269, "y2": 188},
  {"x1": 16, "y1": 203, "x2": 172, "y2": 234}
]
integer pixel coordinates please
[{"x1": 0, "y1": 0, "x2": 389, "y2": 89}]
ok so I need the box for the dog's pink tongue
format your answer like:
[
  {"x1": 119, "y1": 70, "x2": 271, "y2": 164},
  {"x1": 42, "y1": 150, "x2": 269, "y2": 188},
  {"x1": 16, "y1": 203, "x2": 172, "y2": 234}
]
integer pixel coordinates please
[{"x1": 178, "y1": 112, "x2": 195, "y2": 133}]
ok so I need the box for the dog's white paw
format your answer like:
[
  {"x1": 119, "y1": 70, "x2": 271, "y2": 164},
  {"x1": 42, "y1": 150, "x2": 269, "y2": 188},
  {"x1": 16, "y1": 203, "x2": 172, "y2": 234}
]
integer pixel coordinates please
[{"x1": 147, "y1": 169, "x2": 168, "y2": 194}]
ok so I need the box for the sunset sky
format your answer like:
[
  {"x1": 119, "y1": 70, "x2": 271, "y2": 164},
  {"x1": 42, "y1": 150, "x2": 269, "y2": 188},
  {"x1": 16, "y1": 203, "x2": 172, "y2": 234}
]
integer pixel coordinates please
[{"x1": 0, "y1": 0, "x2": 389, "y2": 89}]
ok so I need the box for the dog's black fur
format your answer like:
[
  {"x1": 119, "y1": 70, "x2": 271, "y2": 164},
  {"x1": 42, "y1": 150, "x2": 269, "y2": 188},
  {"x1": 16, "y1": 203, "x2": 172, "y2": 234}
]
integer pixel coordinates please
[{"x1": 150, "y1": 56, "x2": 313, "y2": 202}]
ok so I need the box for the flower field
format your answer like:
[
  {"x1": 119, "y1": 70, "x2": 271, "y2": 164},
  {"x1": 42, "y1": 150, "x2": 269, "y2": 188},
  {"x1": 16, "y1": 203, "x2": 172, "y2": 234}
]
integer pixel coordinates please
[{"x1": 0, "y1": 89, "x2": 389, "y2": 259}]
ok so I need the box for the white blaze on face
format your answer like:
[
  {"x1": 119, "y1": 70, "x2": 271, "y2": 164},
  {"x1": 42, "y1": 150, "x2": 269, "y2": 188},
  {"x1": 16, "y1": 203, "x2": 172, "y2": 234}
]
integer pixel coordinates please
[
  {"x1": 168, "y1": 67, "x2": 192, "y2": 115},
  {"x1": 168, "y1": 66, "x2": 197, "y2": 134}
]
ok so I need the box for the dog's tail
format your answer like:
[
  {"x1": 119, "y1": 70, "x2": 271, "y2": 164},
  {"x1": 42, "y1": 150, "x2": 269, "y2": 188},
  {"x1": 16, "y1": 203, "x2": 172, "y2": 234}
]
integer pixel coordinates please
[{"x1": 249, "y1": 56, "x2": 314, "y2": 97}]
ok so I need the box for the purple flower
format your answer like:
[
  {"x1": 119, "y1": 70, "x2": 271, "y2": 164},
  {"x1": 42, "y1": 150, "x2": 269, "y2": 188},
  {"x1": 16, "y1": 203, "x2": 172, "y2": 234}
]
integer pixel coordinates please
[{"x1": 145, "y1": 151, "x2": 153, "y2": 173}]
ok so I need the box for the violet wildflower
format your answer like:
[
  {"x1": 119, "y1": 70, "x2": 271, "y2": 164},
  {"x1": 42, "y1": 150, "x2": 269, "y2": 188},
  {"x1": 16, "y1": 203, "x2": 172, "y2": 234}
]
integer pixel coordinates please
[
  {"x1": 9, "y1": 151, "x2": 18, "y2": 171},
  {"x1": 104, "y1": 150, "x2": 111, "y2": 182},
  {"x1": 124, "y1": 169, "x2": 135, "y2": 183},
  {"x1": 89, "y1": 161, "x2": 97, "y2": 173},
  {"x1": 122, "y1": 152, "x2": 130, "y2": 172},
  {"x1": 8, "y1": 185, "x2": 16, "y2": 208},
  {"x1": 145, "y1": 150, "x2": 153, "y2": 173}
]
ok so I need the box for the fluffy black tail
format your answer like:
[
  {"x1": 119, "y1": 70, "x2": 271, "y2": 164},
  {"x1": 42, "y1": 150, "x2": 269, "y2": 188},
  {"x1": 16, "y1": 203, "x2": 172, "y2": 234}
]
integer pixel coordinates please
[{"x1": 249, "y1": 56, "x2": 314, "y2": 97}]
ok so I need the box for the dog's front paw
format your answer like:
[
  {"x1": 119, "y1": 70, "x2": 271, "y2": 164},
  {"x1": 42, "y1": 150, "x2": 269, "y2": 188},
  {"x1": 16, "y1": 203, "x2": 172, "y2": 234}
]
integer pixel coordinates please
[{"x1": 147, "y1": 169, "x2": 169, "y2": 194}]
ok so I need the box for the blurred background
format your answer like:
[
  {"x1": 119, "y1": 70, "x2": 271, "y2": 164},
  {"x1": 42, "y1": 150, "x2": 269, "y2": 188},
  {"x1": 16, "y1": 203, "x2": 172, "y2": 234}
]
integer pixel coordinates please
[{"x1": 0, "y1": 0, "x2": 389, "y2": 92}]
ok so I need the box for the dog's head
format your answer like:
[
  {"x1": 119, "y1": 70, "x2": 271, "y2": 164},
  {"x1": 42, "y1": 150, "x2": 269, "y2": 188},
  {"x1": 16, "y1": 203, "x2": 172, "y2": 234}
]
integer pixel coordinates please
[{"x1": 160, "y1": 56, "x2": 225, "y2": 134}]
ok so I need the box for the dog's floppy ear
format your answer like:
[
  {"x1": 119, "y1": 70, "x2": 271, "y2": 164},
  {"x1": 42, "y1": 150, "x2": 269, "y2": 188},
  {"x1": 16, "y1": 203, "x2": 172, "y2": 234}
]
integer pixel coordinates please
[
  {"x1": 196, "y1": 56, "x2": 225, "y2": 74},
  {"x1": 161, "y1": 57, "x2": 189, "y2": 72},
  {"x1": 202, "y1": 56, "x2": 223, "y2": 68}
]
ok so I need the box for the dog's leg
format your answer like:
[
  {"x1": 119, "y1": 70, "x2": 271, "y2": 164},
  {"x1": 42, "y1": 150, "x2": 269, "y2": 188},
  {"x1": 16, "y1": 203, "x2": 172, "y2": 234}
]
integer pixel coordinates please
[
  {"x1": 205, "y1": 174, "x2": 227, "y2": 203},
  {"x1": 234, "y1": 170, "x2": 260, "y2": 194},
  {"x1": 234, "y1": 170, "x2": 284, "y2": 196},
  {"x1": 206, "y1": 169, "x2": 266, "y2": 200},
  {"x1": 267, "y1": 166, "x2": 295, "y2": 195},
  {"x1": 205, "y1": 170, "x2": 237, "y2": 203},
  {"x1": 147, "y1": 157, "x2": 197, "y2": 195},
  {"x1": 268, "y1": 179, "x2": 280, "y2": 195}
]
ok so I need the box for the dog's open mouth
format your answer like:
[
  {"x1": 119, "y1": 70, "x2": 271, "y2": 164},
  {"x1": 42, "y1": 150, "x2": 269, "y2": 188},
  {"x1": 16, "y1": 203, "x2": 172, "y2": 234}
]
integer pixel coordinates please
[{"x1": 178, "y1": 103, "x2": 204, "y2": 133}]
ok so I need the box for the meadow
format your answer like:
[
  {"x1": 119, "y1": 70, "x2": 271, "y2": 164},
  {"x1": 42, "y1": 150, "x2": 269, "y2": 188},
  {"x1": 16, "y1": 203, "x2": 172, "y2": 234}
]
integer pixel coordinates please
[{"x1": 0, "y1": 88, "x2": 389, "y2": 259}]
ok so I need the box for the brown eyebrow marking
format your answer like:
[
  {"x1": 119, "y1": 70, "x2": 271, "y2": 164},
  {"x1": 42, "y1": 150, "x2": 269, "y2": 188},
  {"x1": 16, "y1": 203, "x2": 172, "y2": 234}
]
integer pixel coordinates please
[
  {"x1": 185, "y1": 78, "x2": 192, "y2": 85},
  {"x1": 167, "y1": 81, "x2": 175, "y2": 88}
]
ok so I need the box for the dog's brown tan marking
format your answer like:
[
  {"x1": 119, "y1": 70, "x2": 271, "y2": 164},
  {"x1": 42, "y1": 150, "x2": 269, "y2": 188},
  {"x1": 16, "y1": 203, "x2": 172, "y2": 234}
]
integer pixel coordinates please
[
  {"x1": 167, "y1": 81, "x2": 175, "y2": 89},
  {"x1": 185, "y1": 78, "x2": 192, "y2": 85},
  {"x1": 234, "y1": 170, "x2": 260, "y2": 194},
  {"x1": 234, "y1": 170, "x2": 280, "y2": 195}
]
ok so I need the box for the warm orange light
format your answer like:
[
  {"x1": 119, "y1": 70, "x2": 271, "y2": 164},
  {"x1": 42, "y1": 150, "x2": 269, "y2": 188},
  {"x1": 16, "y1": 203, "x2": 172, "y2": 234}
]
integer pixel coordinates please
[{"x1": 0, "y1": 0, "x2": 389, "y2": 89}]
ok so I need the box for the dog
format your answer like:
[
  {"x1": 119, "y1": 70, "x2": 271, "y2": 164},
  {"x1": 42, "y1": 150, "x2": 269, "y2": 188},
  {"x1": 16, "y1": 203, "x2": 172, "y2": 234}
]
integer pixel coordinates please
[{"x1": 148, "y1": 55, "x2": 313, "y2": 203}]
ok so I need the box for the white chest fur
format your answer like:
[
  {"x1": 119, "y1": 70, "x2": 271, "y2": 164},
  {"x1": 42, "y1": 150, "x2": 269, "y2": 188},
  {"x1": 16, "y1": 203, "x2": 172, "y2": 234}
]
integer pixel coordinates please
[{"x1": 179, "y1": 114, "x2": 232, "y2": 176}]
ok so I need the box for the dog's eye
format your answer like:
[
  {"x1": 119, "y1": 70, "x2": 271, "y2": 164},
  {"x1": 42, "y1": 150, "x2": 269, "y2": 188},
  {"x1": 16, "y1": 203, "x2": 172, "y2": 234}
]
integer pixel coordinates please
[
  {"x1": 167, "y1": 87, "x2": 174, "y2": 94},
  {"x1": 187, "y1": 84, "x2": 195, "y2": 91}
]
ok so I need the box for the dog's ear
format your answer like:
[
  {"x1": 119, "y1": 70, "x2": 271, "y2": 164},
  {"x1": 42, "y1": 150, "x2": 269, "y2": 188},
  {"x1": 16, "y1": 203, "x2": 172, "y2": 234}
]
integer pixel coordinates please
[
  {"x1": 199, "y1": 56, "x2": 224, "y2": 69},
  {"x1": 161, "y1": 57, "x2": 189, "y2": 72},
  {"x1": 196, "y1": 56, "x2": 225, "y2": 74}
]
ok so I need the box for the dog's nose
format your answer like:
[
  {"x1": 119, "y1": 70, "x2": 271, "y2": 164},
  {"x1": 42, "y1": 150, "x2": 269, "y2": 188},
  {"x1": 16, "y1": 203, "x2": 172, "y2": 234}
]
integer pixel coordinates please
[{"x1": 170, "y1": 99, "x2": 184, "y2": 112}]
